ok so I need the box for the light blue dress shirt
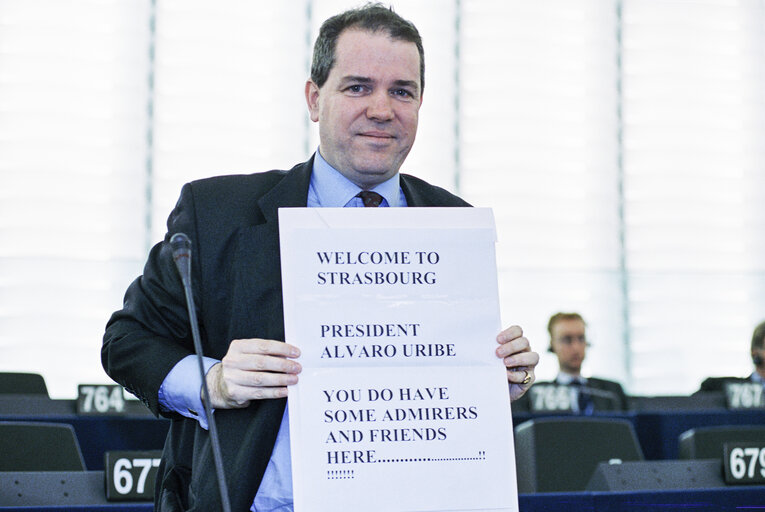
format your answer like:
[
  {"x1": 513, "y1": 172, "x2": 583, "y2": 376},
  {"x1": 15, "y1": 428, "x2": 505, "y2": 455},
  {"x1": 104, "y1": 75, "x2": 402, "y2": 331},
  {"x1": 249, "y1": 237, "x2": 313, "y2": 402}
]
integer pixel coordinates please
[
  {"x1": 554, "y1": 373, "x2": 591, "y2": 414},
  {"x1": 157, "y1": 150, "x2": 406, "y2": 511}
]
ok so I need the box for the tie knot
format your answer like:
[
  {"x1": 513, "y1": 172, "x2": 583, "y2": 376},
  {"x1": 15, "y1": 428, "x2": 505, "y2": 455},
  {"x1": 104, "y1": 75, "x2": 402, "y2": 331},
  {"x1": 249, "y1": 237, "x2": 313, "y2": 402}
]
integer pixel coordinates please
[{"x1": 358, "y1": 190, "x2": 384, "y2": 207}]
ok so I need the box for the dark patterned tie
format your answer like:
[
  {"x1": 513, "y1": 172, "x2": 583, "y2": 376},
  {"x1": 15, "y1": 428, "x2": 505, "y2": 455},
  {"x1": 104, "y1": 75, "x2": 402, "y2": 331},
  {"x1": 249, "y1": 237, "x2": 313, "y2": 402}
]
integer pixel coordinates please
[
  {"x1": 570, "y1": 380, "x2": 593, "y2": 415},
  {"x1": 357, "y1": 190, "x2": 384, "y2": 207}
]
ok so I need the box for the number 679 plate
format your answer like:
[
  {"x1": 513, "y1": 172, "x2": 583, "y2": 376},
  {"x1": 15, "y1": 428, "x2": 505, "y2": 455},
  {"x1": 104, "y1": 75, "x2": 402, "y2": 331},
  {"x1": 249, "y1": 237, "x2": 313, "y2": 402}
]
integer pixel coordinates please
[{"x1": 724, "y1": 442, "x2": 765, "y2": 484}]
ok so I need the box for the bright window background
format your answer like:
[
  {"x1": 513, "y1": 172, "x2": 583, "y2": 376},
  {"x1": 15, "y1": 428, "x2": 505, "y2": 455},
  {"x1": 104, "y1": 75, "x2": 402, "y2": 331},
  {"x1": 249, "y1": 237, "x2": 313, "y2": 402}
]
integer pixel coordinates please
[
  {"x1": 0, "y1": 0, "x2": 151, "y2": 396},
  {"x1": 621, "y1": 0, "x2": 765, "y2": 393},
  {"x1": 460, "y1": 0, "x2": 626, "y2": 386},
  {"x1": 1, "y1": 0, "x2": 763, "y2": 397}
]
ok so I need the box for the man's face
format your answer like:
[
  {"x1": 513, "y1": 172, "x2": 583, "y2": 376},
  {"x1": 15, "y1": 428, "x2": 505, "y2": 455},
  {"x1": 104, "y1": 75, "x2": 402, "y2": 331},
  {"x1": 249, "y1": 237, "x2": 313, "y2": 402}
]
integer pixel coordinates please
[
  {"x1": 753, "y1": 345, "x2": 765, "y2": 370},
  {"x1": 550, "y1": 319, "x2": 587, "y2": 375},
  {"x1": 305, "y1": 29, "x2": 422, "y2": 189}
]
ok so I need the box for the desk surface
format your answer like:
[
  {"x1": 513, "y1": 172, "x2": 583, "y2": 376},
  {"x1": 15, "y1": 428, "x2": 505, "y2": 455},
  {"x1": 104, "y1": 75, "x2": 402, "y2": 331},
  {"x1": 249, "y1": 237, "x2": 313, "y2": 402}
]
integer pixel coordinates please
[
  {"x1": 3, "y1": 395, "x2": 764, "y2": 476},
  {"x1": 1, "y1": 486, "x2": 763, "y2": 511},
  {"x1": 0, "y1": 396, "x2": 168, "y2": 471},
  {"x1": 0, "y1": 395, "x2": 152, "y2": 417},
  {"x1": 522, "y1": 487, "x2": 765, "y2": 511}
]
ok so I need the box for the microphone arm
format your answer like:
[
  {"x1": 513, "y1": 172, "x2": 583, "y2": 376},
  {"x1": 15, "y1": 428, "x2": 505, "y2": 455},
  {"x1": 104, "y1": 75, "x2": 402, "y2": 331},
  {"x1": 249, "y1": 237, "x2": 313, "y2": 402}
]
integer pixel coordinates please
[
  {"x1": 577, "y1": 384, "x2": 624, "y2": 410},
  {"x1": 578, "y1": 385, "x2": 620, "y2": 400},
  {"x1": 170, "y1": 233, "x2": 232, "y2": 512}
]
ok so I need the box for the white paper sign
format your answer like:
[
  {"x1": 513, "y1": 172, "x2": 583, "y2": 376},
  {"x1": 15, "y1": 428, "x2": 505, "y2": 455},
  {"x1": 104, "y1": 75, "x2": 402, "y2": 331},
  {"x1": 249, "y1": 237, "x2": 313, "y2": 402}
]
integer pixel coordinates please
[{"x1": 280, "y1": 207, "x2": 518, "y2": 512}]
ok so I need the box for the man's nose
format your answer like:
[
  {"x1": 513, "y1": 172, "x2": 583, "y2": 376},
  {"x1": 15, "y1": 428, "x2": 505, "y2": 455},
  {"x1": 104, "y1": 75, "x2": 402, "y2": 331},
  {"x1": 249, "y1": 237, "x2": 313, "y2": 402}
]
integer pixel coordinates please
[{"x1": 366, "y1": 91, "x2": 394, "y2": 121}]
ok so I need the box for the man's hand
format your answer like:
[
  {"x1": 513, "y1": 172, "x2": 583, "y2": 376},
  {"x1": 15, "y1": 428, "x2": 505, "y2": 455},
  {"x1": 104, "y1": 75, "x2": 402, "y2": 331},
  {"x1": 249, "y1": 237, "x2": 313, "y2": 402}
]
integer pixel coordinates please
[
  {"x1": 496, "y1": 325, "x2": 539, "y2": 402},
  {"x1": 204, "y1": 338, "x2": 302, "y2": 409}
]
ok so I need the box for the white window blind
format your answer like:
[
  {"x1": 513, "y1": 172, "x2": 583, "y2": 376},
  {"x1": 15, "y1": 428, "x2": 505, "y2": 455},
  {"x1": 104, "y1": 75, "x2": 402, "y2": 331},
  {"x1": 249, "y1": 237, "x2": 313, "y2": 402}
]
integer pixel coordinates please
[
  {"x1": 2, "y1": 0, "x2": 764, "y2": 398},
  {"x1": 622, "y1": 0, "x2": 765, "y2": 394},
  {"x1": 394, "y1": 0, "x2": 459, "y2": 190},
  {"x1": 0, "y1": 0, "x2": 151, "y2": 396},
  {"x1": 151, "y1": 0, "x2": 310, "y2": 241},
  {"x1": 460, "y1": 0, "x2": 625, "y2": 383}
]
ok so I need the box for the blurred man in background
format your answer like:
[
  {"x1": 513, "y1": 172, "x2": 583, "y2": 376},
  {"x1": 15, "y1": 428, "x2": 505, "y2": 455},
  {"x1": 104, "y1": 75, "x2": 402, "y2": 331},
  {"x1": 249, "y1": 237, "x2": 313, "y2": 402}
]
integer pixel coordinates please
[
  {"x1": 543, "y1": 312, "x2": 629, "y2": 413},
  {"x1": 697, "y1": 319, "x2": 765, "y2": 392}
]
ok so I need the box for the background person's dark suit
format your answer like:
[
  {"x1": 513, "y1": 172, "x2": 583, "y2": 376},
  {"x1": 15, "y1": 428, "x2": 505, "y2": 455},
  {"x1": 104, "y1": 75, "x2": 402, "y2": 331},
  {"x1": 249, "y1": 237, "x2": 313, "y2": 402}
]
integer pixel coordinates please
[
  {"x1": 697, "y1": 375, "x2": 757, "y2": 392},
  {"x1": 514, "y1": 376, "x2": 629, "y2": 413},
  {"x1": 102, "y1": 157, "x2": 470, "y2": 510},
  {"x1": 577, "y1": 376, "x2": 629, "y2": 411}
]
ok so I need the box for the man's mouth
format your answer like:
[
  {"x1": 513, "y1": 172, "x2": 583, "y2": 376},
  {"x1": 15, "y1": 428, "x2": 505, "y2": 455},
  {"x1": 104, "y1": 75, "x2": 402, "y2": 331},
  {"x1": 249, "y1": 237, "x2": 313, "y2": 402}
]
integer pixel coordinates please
[{"x1": 359, "y1": 131, "x2": 395, "y2": 139}]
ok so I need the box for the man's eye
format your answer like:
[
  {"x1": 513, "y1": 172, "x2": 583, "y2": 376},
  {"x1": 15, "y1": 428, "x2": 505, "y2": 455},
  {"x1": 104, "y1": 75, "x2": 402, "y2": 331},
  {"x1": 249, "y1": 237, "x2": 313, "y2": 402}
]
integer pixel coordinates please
[
  {"x1": 392, "y1": 89, "x2": 414, "y2": 98},
  {"x1": 347, "y1": 85, "x2": 365, "y2": 93}
]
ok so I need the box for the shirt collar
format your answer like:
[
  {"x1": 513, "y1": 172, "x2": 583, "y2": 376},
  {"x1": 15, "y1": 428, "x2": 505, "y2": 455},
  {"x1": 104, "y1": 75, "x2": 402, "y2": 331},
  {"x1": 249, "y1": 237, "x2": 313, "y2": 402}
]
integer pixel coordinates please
[
  {"x1": 556, "y1": 373, "x2": 587, "y2": 386},
  {"x1": 311, "y1": 149, "x2": 402, "y2": 208}
]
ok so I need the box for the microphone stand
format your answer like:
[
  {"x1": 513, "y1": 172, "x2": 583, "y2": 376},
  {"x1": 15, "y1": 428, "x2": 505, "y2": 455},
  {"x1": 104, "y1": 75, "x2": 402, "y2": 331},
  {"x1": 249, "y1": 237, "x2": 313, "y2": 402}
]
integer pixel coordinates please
[{"x1": 170, "y1": 233, "x2": 232, "y2": 512}]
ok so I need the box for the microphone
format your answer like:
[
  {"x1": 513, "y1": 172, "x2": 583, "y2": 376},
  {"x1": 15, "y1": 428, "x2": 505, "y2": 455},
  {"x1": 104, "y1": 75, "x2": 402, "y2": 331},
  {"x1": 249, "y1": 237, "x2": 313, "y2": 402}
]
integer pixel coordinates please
[
  {"x1": 169, "y1": 233, "x2": 232, "y2": 512},
  {"x1": 577, "y1": 385, "x2": 624, "y2": 411},
  {"x1": 170, "y1": 232, "x2": 192, "y2": 285},
  {"x1": 577, "y1": 385, "x2": 619, "y2": 400}
]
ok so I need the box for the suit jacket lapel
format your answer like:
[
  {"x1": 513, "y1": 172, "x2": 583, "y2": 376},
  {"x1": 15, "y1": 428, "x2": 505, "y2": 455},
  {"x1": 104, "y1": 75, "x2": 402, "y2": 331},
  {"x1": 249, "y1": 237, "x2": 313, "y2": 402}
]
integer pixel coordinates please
[
  {"x1": 401, "y1": 174, "x2": 431, "y2": 206},
  {"x1": 258, "y1": 158, "x2": 314, "y2": 223}
]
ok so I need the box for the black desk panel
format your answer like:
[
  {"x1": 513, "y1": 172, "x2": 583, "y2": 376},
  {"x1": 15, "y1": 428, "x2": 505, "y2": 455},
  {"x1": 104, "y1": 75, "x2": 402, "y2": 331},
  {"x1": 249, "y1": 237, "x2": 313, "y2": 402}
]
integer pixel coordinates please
[
  {"x1": 0, "y1": 396, "x2": 169, "y2": 471},
  {"x1": 5, "y1": 395, "x2": 764, "y2": 469},
  {"x1": 512, "y1": 395, "x2": 765, "y2": 461},
  {"x1": 520, "y1": 487, "x2": 765, "y2": 511},
  {"x1": 1, "y1": 488, "x2": 763, "y2": 511},
  {"x1": 632, "y1": 408, "x2": 765, "y2": 459},
  {"x1": 0, "y1": 507, "x2": 150, "y2": 512}
]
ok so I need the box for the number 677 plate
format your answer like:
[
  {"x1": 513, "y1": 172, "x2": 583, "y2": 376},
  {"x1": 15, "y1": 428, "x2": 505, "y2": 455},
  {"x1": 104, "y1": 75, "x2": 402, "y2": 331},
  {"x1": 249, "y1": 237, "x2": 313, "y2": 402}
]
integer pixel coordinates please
[{"x1": 104, "y1": 450, "x2": 162, "y2": 501}]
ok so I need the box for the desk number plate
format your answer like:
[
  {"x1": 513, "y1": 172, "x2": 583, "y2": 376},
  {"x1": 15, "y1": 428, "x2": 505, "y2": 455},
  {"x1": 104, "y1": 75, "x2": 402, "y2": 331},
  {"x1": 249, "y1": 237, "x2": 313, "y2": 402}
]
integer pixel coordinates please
[
  {"x1": 724, "y1": 382, "x2": 764, "y2": 409},
  {"x1": 105, "y1": 450, "x2": 162, "y2": 501},
  {"x1": 77, "y1": 384, "x2": 126, "y2": 415},
  {"x1": 528, "y1": 384, "x2": 574, "y2": 412},
  {"x1": 723, "y1": 442, "x2": 765, "y2": 484}
]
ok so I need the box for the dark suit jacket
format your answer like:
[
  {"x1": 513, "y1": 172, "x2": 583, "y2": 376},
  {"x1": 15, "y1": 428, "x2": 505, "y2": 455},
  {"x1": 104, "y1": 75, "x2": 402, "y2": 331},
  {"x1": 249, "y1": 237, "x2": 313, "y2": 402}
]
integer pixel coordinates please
[
  {"x1": 102, "y1": 157, "x2": 470, "y2": 511},
  {"x1": 697, "y1": 375, "x2": 753, "y2": 393},
  {"x1": 580, "y1": 377, "x2": 630, "y2": 411},
  {"x1": 514, "y1": 376, "x2": 629, "y2": 413}
]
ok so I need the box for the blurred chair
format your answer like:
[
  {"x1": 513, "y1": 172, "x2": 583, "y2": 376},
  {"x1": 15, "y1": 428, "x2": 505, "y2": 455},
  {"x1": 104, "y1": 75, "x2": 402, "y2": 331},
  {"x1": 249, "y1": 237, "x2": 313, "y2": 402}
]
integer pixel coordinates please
[
  {"x1": 679, "y1": 425, "x2": 765, "y2": 460},
  {"x1": 0, "y1": 372, "x2": 49, "y2": 396},
  {"x1": 514, "y1": 417, "x2": 644, "y2": 493},
  {"x1": 0, "y1": 422, "x2": 86, "y2": 471}
]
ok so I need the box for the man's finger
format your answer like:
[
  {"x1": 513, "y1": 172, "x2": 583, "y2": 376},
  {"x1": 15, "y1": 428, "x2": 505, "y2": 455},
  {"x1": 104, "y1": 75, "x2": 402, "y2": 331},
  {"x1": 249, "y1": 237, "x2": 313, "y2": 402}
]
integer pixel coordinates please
[
  {"x1": 496, "y1": 325, "x2": 523, "y2": 344},
  {"x1": 228, "y1": 368, "x2": 300, "y2": 388},
  {"x1": 223, "y1": 354, "x2": 302, "y2": 374},
  {"x1": 231, "y1": 338, "x2": 301, "y2": 358},
  {"x1": 496, "y1": 336, "x2": 531, "y2": 359}
]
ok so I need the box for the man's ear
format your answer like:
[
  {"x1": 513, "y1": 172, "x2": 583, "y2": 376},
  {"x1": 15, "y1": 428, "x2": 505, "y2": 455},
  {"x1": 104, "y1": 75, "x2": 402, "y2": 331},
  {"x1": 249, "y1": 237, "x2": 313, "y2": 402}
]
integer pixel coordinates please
[{"x1": 305, "y1": 80, "x2": 320, "y2": 122}]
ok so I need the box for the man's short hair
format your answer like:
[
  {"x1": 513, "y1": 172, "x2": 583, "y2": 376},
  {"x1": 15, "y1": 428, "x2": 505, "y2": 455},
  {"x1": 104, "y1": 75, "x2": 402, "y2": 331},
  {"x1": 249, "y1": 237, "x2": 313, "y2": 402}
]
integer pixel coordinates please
[
  {"x1": 547, "y1": 312, "x2": 586, "y2": 338},
  {"x1": 752, "y1": 320, "x2": 765, "y2": 351},
  {"x1": 310, "y1": 2, "x2": 425, "y2": 92}
]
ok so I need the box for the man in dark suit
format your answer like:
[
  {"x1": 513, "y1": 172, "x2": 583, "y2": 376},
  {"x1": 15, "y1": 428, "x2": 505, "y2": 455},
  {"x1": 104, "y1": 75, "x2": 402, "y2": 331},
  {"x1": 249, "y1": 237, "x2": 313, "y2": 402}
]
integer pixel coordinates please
[
  {"x1": 102, "y1": 4, "x2": 539, "y2": 511},
  {"x1": 697, "y1": 319, "x2": 765, "y2": 392},
  {"x1": 540, "y1": 312, "x2": 629, "y2": 413}
]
